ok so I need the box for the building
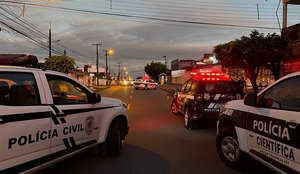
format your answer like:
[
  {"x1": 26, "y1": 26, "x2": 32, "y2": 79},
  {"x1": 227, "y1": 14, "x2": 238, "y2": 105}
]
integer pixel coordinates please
[
  {"x1": 68, "y1": 70, "x2": 91, "y2": 86},
  {"x1": 282, "y1": 23, "x2": 300, "y2": 75},
  {"x1": 171, "y1": 59, "x2": 195, "y2": 71},
  {"x1": 281, "y1": 0, "x2": 300, "y2": 75},
  {"x1": 84, "y1": 65, "x2": 110, "y2": 85},
  {"x1": 170, "y1": 55, "x2": 221, "y2": 84}
]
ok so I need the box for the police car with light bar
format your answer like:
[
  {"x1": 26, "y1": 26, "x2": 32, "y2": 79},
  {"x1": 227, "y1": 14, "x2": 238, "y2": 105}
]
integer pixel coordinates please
[
  {"x1": 170, "y1": 69, "x2": 244, "y2": 129},
  {"x1": 216, "y1": 71, "x2": 300, "y2": 173},
  {"x1": 133, "y1": 79, "x2": 158, "y2": 90},
  {"x1": 0, "y1": 55, "x2": 129, "y2": 173}
]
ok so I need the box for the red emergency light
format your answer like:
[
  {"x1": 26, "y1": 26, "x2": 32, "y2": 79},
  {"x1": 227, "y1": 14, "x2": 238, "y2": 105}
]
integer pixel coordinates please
[
  {"x1": 190, "y1": 69, "x2": 232, "y2": 81},
  {"x1": 0, "y1": 54, "x2": 38, "y2": 66}
]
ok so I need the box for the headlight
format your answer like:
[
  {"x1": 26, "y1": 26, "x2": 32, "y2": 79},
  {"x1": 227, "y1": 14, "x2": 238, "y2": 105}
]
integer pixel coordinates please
[{"x1": 122, "y1": 102, "x2": 128, "y2": 109}]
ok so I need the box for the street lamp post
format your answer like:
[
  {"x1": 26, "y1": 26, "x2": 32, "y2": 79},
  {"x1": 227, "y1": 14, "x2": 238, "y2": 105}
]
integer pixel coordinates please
[
  {"x1": 92, "y1": 43, "x2": 102, "y2": 86},
  {"x1": 103, "y1": 49, "x2": 114, "y2": 85}
]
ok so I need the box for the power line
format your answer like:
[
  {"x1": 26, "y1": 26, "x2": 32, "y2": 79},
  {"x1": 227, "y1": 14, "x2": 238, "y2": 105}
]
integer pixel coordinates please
[
  {"x1": 0, "y1": 2, "x2": 91, "y2": 59},
  {"x1": 1, "y1": 1, "x2": 278, "y2": 30}
]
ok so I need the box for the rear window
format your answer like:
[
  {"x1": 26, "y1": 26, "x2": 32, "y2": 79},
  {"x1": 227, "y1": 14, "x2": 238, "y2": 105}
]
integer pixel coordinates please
[{"x1": 198, "y1": 81, "x2": 240, "y2": 93}]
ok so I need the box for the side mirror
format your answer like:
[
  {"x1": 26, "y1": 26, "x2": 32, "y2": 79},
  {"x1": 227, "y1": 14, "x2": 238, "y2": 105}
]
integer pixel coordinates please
[
  {"x1": 95, "y1": 93, "x2": 101, "y2": 103},
  {"x1": 244, "y1": 93, "x2": 257, "y2": 106},
  {"x1": 89, "y1": 93, "x2": 101, "y2": 104}
]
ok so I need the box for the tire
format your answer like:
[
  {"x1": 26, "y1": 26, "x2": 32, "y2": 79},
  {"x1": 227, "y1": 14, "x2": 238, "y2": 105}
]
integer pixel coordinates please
[
  {"x1": 135, "y1": 87, "x2": 139, "y2": 90},
  {"x1": 184, "y1": 108, "x2": 193, "y2": 129},
  {"x1": 107, "y1": 120, "x2": 123, "y2": 157},
  {"x1": 216, "y1": 127, "x2": 246, "y2": 169},
  {"x1": 171, "y1": 101, "x2": 180, "y2": 115},
  {"x1": 144, "y1": 85, "x2": 148, "y2": 90}
]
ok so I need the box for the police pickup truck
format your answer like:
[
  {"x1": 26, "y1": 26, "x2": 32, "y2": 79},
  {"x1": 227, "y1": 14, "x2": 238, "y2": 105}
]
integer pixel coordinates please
[
  {"x1": 216, "y1": 71, "x2": 300, "y2": 173},
  {"x1": 0, "y1": 63, "x2": 129, "y2": 173}
]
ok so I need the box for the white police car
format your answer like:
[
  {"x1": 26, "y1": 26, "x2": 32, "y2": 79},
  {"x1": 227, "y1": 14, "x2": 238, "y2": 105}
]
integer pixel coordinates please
[
  {"x1": 133, "y1": 79, "x2": 158, "y2": 90},
  {"x1": 216, "y1": 71, "x2": 300, "y2": 173},
  {"x1": 0, "y1": 57, "x2": 129, "y2": 173}
]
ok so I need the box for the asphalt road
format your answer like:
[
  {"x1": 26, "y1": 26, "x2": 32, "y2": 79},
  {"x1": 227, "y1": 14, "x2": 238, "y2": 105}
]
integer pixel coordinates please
[{"x1": 38, "y1": 86, "x2": 274, "y2": 174}]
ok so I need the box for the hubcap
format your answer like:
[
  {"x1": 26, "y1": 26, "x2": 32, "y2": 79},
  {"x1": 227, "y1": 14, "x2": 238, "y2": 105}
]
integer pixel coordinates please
[{"x1": 221, "y1": 136, "x2": 240, "y2": 162}]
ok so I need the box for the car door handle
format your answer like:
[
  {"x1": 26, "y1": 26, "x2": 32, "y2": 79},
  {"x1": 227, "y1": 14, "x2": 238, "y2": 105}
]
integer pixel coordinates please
[
  {"x1": 57, "y1": 111, "x2": 65, "y2": 116},
  {"x1": 286, "y1": 120, "x2": 298, "y2": 129}
]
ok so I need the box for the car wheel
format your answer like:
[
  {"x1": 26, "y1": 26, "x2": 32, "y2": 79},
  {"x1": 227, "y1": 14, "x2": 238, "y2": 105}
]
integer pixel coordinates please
[
  {"x1": 171, "y1": 101, "x2": 180, "y2": 115},
  {"x1": 135, "y1": 87, "x2": 139, "y2": 90},
  {"x1": 216, "y1": 127, "x2": 246, "y2": 169},
  {"x1": 107, "y1": 120, "x2": 123, "y2": 157},
  {"x1": 144, "y1": 85, "x2": 148, "y2": 90},
  {"x1": 184, "y1": 108, "x2": 193, "y2": 129}
]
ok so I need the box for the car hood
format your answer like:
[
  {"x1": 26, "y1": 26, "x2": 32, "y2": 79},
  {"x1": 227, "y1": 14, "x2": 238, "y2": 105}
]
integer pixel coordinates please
[{"x1": 101, "y1": 97, "x2": 123, "y2": 107}]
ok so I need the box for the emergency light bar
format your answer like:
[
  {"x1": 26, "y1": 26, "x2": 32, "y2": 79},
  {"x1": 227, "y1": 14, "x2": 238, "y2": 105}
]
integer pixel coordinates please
[
  {"x1": 190, "y1": 69, "x2": 232, "y2": 81},
  {"x1": 0, "y1": 54, "x2": 38, "y2": 66}
]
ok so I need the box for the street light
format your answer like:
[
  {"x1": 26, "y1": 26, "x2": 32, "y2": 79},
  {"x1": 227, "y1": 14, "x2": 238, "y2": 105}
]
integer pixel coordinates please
[{"x1": 103, "y1": 48, "x2": 114, "y2": 85}]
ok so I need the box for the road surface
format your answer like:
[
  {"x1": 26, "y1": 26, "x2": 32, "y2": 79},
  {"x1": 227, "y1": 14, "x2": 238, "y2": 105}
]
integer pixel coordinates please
[{"x1": 38, "y1": 86, "x2": 274, "y2": 174}]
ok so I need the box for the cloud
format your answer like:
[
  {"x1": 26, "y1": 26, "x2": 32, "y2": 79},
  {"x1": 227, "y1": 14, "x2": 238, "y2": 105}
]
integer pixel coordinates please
[{"x1": 45, "y1": 17, "x2": 236, "y2": 77}]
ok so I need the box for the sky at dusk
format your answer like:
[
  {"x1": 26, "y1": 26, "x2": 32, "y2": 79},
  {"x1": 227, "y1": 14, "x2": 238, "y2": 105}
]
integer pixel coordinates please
[{"x1": 0, "y1": 0, "x2": 299, "y2": 77}]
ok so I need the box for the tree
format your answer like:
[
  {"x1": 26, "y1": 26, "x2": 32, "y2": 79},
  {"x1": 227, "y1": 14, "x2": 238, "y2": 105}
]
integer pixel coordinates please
[
  {"x1": 44, "y1": 55, "x2": 76, "y2": 74},
  {"x1": 213, "y1": 30, "x2": 289, "y2": 95},
  {"x1": 144, "y1": 61, "x2": 167, "y2": 80}
]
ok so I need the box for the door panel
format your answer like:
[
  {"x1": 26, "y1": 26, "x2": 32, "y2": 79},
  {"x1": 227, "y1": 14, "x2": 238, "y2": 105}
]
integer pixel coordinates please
[
  {"x1": 247, "y1": 108, "x2": 300, "y2": 173},
  {"x1": 49, "y1": 104, "x2": 99, "y2": 153},
  {"x1": 0, "y1": 71, "x2": 51, "y2": 172},
  {"x1": 45, "y1": 74, "x2": 99, "y2": 154},
  {"x1": 0, "y1": 106, "x2": 51, "y2": 171}
]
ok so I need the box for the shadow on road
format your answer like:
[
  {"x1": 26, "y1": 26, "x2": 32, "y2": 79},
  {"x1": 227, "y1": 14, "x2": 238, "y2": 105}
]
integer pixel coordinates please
[{"x1": 37, "y1": 144, "x2": 169, "y2": 174}]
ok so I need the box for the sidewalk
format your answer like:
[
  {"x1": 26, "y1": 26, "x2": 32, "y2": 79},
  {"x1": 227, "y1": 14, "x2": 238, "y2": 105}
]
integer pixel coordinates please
[{"x1": 159, "y1": 83, "x2": 182, "y2": 96}]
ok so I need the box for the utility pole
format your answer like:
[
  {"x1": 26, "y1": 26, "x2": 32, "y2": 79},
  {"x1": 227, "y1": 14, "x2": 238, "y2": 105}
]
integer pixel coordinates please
[
  {"x1": 48, "y1": 24, "x2": 51, "y2": 58},
  {"x1": 104, "y1": 50, "x2": 108, "y2": 85},
  {"x1": 92, "y1": 43, "x2": 102, "y2": 86},
  {"x1": 117, "y1": 62, "x2": 121, "y2": 80},
  {"x1": 163, "y1": 56, "x2": 167, "y2": 67}
]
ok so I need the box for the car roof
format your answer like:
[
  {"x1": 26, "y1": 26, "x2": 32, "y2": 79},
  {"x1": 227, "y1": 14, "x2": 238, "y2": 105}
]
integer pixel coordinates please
[
  {"x1": 0, "y1": 65, "x2": 42, "y2": 71},
  {"x1": 0, "y1": 65, "x2": 68, "y2": 76}
]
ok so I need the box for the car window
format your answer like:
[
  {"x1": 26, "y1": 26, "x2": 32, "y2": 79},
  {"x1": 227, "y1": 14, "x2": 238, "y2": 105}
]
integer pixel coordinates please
[
  {"x1": 184, "y1": 80, "x2": 193, "y2": 93},
  {"x1": 258, "y1": 76, "x2": 300, "y2": 111},
  {"x1": 47, "y1": 74, "x2": 88, "y2": 105},
  {"x1": 190, "y1": 80, "x2": 198, "y2": 93},
  {"x1": 180, "y1": 81, "x2": 188, "y2": 92},
  {"x1": 200, "y1": 81, "x2": 238, "y2": 93},
  {"x1": 0, "y1": 72, "x2": 40, "y2": 106}
]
